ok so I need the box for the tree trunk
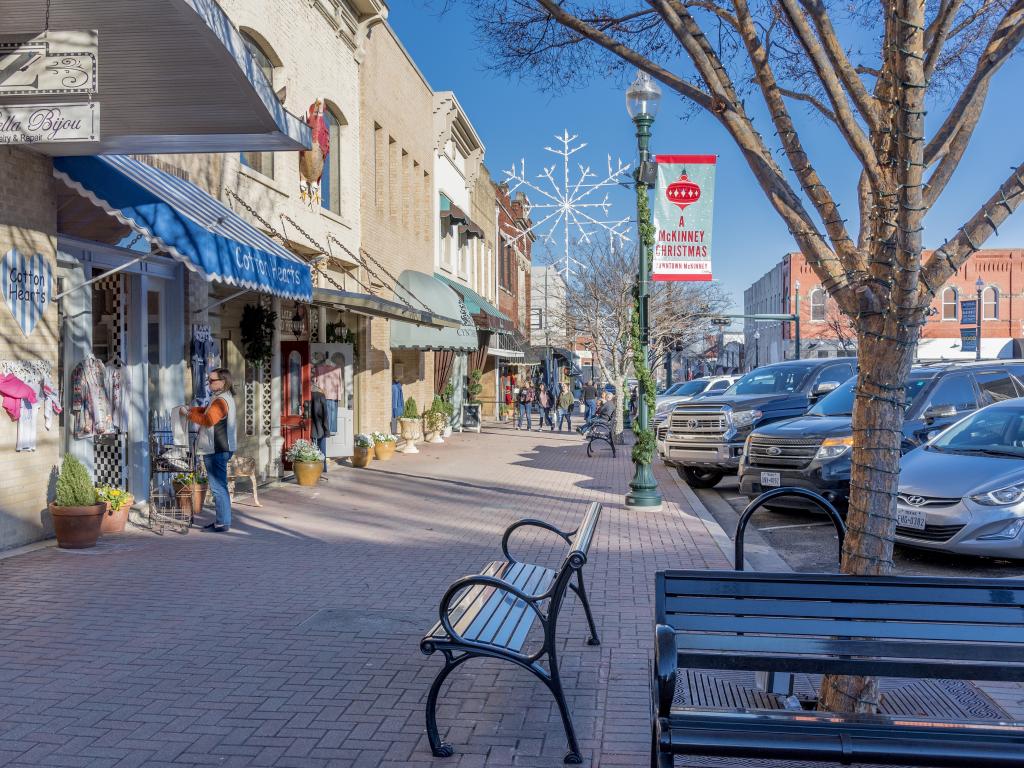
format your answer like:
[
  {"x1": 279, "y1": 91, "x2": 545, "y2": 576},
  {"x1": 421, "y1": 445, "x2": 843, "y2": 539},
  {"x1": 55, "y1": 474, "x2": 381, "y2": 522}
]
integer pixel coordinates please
[
  {"x1": 612, "y1": 372, "x2": 626, "y2": 440},
  {"x1": 819, "y1": 327, "x2": 916, "y2": 713}
]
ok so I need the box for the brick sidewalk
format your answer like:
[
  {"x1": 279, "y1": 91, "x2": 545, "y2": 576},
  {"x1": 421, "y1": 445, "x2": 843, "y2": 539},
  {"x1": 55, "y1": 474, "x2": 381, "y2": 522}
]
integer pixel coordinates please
[{"x1": 0, "y1": 426, "x2": 728, "y2": 767}]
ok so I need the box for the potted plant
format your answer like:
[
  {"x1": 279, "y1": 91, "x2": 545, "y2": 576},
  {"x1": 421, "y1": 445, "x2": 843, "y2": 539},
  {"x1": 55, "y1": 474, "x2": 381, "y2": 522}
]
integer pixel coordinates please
[
  {"x1": 172, "y1": 472, "x2": 208, "y2": 516},
  {"x1": 398, "y1": 397, "x2": 420, "y2": 454},
  {"x1": 96, "y1": 484, "x2": 134, "y2": 534},
  {"x1": 423, "y1": 405, "x2": 447, "y2": 444},
  {"x1": 499, "y1": 404, "x2": 510, "y2": 422},
  {"x1": 352, "y1": 433, "x2": 375, "y2": 467},
  {"x1": 49, "y1": 454, "x2": 105, "y2": 549},
  {"x1": 372, "y1": 431, "x2": 397, "y2": 460},
  {"x1": 286, "y1": 439, "x2": 325, "y2": 485},
  {"x1": 462, "y1": 368, "x2": 484, "y2": 433}
]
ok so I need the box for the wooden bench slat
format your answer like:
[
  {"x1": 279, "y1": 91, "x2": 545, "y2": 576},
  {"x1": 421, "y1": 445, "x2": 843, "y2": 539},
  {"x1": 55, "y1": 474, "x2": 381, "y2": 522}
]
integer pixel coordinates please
[
  {"x1": 663, "y1": 595, "x2": 1024, "y2": 624},
  {"x1": 662, "y1": 572, "x2": 1024, "y2": 606},
  {"x1": 668, "y1": 613, "x2": 1024, "y2": 643}
]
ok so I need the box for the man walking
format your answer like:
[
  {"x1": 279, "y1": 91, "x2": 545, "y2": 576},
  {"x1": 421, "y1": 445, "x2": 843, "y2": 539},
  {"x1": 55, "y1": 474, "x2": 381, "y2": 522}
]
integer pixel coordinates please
[
  {"x1": 556, "y1": 386, "x2": 575, "y2": 432},
  {"x1": 582, "y1": 380, "x2": 598, "y2": 422},
  {"x1": 515, "y1": 382, "x2": 535, "y2": 430}
]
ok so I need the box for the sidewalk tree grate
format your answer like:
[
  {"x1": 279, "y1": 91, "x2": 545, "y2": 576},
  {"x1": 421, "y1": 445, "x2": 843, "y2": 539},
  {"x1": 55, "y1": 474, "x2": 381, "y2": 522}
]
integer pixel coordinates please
[{"x1": 297, "y1": 607, "x2": 412, "y2": 634}]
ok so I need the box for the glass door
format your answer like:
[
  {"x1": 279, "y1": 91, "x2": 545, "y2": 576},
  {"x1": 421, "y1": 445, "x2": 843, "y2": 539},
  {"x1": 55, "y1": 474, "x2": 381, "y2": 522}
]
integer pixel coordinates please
[{"x1": 280, "y1": 340, "x2": 311, "y2": 467}]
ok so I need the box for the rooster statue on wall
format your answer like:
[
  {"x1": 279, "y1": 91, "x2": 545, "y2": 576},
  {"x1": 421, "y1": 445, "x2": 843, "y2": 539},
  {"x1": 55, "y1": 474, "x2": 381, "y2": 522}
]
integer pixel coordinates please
[{"x1": 299, "y1": 99, "x2": 330, "y2": 207}]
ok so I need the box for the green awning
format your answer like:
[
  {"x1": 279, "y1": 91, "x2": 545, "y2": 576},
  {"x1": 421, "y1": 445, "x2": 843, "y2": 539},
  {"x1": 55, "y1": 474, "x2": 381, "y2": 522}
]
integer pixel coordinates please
[
  {"x1": 391, "y1": 270, "x2": 478, "y2": 351},
  {"x1": 434, "y1": 273, "x2": 513, "y2": 332}
]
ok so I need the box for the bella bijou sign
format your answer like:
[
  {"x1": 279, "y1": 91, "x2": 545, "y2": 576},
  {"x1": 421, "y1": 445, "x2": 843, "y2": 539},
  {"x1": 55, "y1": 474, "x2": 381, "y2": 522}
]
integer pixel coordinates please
[
  {"x1": 0, "y1": 102, "x2": 99, "y2": 144},
  {"x1": 651, "y1": 154, "x2": 717, "y2": 281}
]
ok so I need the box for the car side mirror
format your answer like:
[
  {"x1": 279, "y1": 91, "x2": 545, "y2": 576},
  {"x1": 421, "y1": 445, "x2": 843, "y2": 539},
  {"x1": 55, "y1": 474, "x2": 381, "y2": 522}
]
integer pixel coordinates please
[
  {"x1": 811, "y1": 381, "x2": 840, "y2": 399},
  {"x1": 924, "y1": 404, "x2": 957, "y2": 422}
]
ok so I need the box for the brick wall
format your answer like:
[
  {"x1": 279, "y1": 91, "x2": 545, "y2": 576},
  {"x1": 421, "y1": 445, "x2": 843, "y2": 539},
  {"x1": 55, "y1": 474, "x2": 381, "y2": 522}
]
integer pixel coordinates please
[{"x1": 0, "y1": 148, "x2": 59, "y2": 550}]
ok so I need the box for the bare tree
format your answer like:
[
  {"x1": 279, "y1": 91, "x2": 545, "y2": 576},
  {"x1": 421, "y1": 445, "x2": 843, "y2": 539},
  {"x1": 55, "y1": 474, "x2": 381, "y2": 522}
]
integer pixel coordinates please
[
  {"x1": 558, "y1": 242, "x2": 727, "y2": 436},
  {"x1": 463, "y1": 0, "x2": 1024, "y2": 713},
  {"x1": 821, "y1": 301, "x2": 857, "y2": 354}
]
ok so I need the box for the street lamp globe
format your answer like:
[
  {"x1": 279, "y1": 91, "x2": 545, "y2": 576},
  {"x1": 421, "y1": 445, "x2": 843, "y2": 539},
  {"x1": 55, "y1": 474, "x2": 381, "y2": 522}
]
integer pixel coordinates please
[
  {"x1": 626, "y1": 70, "x2": 662, "y2": 120},
  {"x1": 754, "y1": 330, "x2": 761, "y2": 341},
  {"x1": 976, "y1": 276, "x2": 985, "y2": 291}
]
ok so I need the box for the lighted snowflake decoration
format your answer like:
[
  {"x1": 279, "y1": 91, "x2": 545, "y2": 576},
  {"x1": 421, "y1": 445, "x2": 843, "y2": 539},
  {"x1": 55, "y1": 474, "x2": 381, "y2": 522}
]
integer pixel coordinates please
[{"x1": 503, "y1": 130, "x2": 632, "y2": 279}]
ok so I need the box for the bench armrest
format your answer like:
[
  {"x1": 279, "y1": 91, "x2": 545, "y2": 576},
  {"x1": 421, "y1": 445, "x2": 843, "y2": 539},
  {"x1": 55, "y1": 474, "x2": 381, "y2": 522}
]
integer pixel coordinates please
[
  {"x1": 501, "y1": 519, "x2": 572, "y2": 563},
  {"x1": 654, "y1": 623, "x2": 678, "y2": 718},
  {"x1": 439, "y1": 574, "x2": 548, "y2": 645}
]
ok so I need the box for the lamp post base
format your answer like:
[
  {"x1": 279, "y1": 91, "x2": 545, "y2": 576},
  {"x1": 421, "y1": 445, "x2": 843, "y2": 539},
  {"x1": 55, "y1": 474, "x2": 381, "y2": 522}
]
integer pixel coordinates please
[{"x1": 625, "y1": 463, "x2": 663, "y2": 509}]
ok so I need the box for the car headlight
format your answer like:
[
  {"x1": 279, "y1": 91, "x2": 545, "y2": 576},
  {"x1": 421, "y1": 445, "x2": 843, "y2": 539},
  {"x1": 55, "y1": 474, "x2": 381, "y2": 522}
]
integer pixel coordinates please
[
  {"x1": 971, "y1": 482, "x2": 1024, "y2": 506},
  {"x1": 978, "y1": 518, "x2": 1024, "y2": 540},
  {"x1": 655, "y1": 402, "x2": 672, "y2": 417},
  {"x1": 815, "y1": 436, "x2": 853, "y2": 461},
  {"x1": 730, "y1": 409, "x2": 762, "y2": 428}
]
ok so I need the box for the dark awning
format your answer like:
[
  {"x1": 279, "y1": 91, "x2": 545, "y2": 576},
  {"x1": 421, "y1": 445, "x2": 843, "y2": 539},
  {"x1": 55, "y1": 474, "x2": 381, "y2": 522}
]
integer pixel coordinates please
[
  {"x1": 312, "y1": 287, "x2": 459, "y2": 328},
  {"x1": 390, "y1": 270, "x2": 477, "y2": 351},
  {"x1": 463, "y1": 221, "x2": 485, "y2": 240}
]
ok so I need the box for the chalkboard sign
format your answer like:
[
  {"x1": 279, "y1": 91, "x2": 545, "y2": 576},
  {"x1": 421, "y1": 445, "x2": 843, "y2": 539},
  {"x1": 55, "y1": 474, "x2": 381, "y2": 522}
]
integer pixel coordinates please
[{"x1": 461, "y1": 403, "x2": 481, "y2": 433}]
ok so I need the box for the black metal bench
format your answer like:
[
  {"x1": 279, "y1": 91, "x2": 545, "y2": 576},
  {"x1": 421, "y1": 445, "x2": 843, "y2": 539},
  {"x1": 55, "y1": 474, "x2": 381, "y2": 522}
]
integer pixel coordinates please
[
  {"x1": 421, "y1": 502, "x2": 602, "y2": 764},
  {"x1": 653, "y1": 569, "x2": 1024, "y2": 767},
  {"x1": 584, "y1": 416, "x2": 616, "y2": 457}
]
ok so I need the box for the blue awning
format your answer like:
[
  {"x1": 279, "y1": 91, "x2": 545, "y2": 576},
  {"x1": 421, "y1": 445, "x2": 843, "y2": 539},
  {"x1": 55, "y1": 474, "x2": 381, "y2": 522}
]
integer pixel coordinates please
[{"x1": 53, "y1": 155, "x2": 312, "y2": 301}]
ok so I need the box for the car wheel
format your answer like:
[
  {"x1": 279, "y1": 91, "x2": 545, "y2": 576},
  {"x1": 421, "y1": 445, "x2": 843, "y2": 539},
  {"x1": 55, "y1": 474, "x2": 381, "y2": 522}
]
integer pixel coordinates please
[{"x1": 679, "y1": 466, "x2": 724, "y2": 489}]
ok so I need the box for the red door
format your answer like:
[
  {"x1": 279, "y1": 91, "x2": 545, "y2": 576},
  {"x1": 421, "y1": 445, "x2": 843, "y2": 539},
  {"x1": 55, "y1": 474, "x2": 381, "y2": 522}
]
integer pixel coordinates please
[{"x1": 281, "y1": 340, "x2": 311, "y2": 468}]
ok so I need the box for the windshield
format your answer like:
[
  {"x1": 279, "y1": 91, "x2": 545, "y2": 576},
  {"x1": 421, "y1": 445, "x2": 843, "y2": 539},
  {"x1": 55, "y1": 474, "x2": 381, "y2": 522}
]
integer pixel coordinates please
[
  {"x1": 808, "y1": 373, "x2": 935, "y2": 417},
  {"x1": 665, "y1": 380, "x2": 708, "y2": 397},
  {"x1": 929, "y1": 403, "x2": 1024, "y2": 457},
  {"x1": 725, "y1": 364, "x2": 817, "y2": 396}
]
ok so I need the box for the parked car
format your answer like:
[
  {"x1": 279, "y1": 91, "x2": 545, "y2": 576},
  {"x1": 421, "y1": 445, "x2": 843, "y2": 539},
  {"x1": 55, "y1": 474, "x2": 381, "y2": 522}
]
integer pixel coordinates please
[
  {"x1": 658, "y1": 358, "x2": 857, "y2": 488},
  {"x1": 896, "y1": 399, "x2": 1024, "y2": 559},
  {"x1": 737, "y1": 360, "x2": 1024, "y2": 510},
  {"x1": 653, "y1": 376, "x2": 737, "y2": 434}
]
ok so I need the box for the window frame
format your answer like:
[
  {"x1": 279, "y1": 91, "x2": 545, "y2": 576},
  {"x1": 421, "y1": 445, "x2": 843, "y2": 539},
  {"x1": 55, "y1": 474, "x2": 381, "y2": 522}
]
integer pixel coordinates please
[
  {"x1": 982, "y1": 285, "x2": 999, "y2": 320},
  {"x1": 239, "y1": 33, "x2": 276, "y2": 180},
  {"x1": 941, "y1": 286, "x2": 958, "y2": 321},
  {"x1": 809, "y1": 287, "x2": 826, "y2": 322},
  {"x1": 320, "y1": 104, "x2": 345, "y2": 216}
]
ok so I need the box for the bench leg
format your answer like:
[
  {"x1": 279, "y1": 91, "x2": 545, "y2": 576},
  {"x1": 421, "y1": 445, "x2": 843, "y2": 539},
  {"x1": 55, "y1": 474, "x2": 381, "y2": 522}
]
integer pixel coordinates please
[
  {"x1": 249, "y1": 473, "x2": 263, "y2": 507},
  {"x1": 425, "y1": 653, "x2": 470, "y2": 758},
  {"x1": 545, "y1": 663, "x2": 583, "y2": 764},
  {"x1": 569, "y1": 573, "x2": 600, "y2": 646}
]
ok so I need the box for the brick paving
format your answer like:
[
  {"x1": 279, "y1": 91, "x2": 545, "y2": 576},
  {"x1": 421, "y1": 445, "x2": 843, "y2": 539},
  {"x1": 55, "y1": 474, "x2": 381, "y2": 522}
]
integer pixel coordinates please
[{"x1": 0, "y1": 426, "x2": 729, "y2": 767}]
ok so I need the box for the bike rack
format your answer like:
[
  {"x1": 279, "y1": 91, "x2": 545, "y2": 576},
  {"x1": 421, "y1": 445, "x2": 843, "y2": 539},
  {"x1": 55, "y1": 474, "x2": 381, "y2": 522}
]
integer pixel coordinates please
[{"x1": 734, "y1": 486, "x2": 847, "y2": 572}]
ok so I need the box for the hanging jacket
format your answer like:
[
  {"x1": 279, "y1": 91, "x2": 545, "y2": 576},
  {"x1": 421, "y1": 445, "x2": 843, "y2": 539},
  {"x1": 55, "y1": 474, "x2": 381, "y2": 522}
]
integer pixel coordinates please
[
  {"x1": 0, "y1": 374, "x2": 37, "y2": 421},
  {"x1": 71, "y1": 357, "x2": 113, "y2": 438},
  {"x1": 391, "y1": 381, "x2": 405, "y2": 419},
  {"x1": 310, "y1": 390, "x2": 330, "y2": 441}
]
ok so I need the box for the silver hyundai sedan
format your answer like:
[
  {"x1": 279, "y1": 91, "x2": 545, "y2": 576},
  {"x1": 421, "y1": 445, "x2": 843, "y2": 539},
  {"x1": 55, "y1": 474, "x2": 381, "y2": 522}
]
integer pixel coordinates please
[{"x1": 896, "y1": 400, "x2": 1024, "y2": 559}]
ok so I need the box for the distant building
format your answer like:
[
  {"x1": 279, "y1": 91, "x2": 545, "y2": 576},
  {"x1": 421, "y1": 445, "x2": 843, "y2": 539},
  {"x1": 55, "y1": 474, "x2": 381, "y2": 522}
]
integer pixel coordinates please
[{"x1": 741, "y1": 250, "x2": 1024, "y2": 367}]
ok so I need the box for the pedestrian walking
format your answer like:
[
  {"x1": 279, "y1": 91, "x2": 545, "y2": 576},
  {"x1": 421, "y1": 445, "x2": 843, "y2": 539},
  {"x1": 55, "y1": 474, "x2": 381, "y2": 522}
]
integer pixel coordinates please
[
  {"x1": 537, "y1": 383, "x2": 554, "y2": 431},
  {"x1": 582, "y1": 379, "x2": 598, "y2": 422},
  {"x1": 182, "y1": 367, "x2": 236, "y2": 533},
  {"x1": 515, "y1": 382, "x2": 535, "y2": 430},
  {"x1": 557, "y1": 387, "x2": 574, "y2": 432},
  {"x1": 310, "y1": 383, "x2": 330, "y2": 480},
  {"x1": 391, "y1": 375, "x2": 404, "y2": 435}
]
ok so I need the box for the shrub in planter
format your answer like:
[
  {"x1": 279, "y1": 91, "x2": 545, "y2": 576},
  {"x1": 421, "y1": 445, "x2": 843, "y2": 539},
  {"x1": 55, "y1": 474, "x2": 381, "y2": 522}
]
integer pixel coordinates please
[
  {"x1": 423, "y1": 408, "x2": 447, "y2": 443},
  {"x1": 371, "y1": 431, "x2": 397, "y2": 460},
  {"x1": 286, "y1": 439, "x2": 325, "y2": 485},
  {"x1": 96, "y1": 484, "x2": 134, "y2": 534},
  {"x1": 398, "y1": 398, "x2": 420, "y2": 453},
  {"x1": 50, "y1": 455, "x2": 104, "y2": 549}
]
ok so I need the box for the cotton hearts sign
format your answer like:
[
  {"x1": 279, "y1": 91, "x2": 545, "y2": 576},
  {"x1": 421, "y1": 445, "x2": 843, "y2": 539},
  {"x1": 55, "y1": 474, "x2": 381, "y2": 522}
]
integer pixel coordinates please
[{"x1": 2, "y1": 248, "x2": 52, "y2": 337}]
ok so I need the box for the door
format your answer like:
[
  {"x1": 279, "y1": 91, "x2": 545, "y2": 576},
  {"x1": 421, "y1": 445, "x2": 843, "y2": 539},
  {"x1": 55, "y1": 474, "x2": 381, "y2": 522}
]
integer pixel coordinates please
[
  {"x1": 281, "y1": 340, "x2": 311, "y2": 467},
  {"x1": 310, "y1": 343, "x2": 354, "y2": 457}
]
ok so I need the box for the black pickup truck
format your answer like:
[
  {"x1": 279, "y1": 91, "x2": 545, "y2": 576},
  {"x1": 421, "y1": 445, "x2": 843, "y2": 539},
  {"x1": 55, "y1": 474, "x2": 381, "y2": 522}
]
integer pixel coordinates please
[{"x1": 657, "y1": 358, "x2": 856, "y2": 489}]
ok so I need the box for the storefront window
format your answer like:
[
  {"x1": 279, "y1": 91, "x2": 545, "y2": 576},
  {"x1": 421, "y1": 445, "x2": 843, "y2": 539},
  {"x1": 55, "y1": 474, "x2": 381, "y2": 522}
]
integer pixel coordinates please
[{"x1": 288, "y1": 350, "x2": 302, "y2": 416}]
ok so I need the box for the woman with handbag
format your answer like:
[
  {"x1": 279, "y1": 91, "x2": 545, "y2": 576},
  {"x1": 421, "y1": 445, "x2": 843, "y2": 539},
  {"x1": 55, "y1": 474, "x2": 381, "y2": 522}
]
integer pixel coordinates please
[{"x1": 181, "y1": 368, "x2": 237, "y2": 533}]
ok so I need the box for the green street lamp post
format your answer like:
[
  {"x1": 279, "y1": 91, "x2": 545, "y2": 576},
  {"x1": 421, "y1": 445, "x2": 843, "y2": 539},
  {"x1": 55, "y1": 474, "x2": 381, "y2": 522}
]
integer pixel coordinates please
[{"x1": 625, "y1": 71, "x2": 663, "y2": 509}]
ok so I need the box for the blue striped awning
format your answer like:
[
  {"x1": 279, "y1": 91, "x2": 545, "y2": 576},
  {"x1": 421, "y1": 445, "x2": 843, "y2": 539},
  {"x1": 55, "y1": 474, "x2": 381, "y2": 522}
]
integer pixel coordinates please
[{"x1": 53, "y1": 155, "x2": 312, "y2": 301}]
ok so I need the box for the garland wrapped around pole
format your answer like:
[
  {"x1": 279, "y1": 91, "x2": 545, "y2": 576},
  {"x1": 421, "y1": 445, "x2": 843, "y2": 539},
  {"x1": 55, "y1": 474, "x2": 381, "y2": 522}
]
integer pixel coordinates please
[{"x1": 631, "y1": 178, "x2": 657, "y2": 466}]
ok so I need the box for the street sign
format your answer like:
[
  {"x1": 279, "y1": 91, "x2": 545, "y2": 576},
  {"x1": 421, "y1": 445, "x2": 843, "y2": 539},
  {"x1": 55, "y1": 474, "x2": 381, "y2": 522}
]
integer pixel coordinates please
[
  {"x1": 960, "y1": 327, "x2": 978, "y2": 353},
  {"x1": 0, "y1": 31, "x2": 98, "y2": 95},
  {"x1": 0, "y1": 102, "x2": 99, "y2": 144},
  {"x1": 710, "y1": 317, "x2": 731, "y2": 326},
  {"x1": 961, "y1": 299, "x2": 977, "y2": 326},
  {"x1": 652, "y1": 154, "x2": 717, "y2": 281}
]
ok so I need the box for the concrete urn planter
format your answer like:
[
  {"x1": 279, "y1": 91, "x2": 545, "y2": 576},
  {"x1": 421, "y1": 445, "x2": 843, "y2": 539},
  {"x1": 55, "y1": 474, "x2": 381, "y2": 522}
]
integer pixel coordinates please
[{"x1": 398, "y1": 418, "x2": 420, "y2": 454}]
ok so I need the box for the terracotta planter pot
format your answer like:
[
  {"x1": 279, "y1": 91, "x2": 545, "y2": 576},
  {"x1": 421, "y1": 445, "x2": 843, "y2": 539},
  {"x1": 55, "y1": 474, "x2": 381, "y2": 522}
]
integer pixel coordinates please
[
  {"x1": 373, "y1": 442, "x2": 396, "y2": 461},
  {"x1": 172, "y1": 483, "x2": 207, "y2": 516},
  {"x1": 49, "y1": 503, "x2": 106, "y2": 549},
  {"x1": 352, "y1": 445, "x2": 374, "y2": 467},
  {"x1": 100, "y1": 495, "x2": 134, "y2": 534},
  {"x1": 293, "y1": 460, "x2": 324, "y2": 486}
]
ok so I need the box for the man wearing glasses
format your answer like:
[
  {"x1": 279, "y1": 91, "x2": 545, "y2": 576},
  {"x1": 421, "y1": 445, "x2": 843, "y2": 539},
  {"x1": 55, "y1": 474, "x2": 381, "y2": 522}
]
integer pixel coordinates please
[{"x1": 181, "y1": 368, "x2": 237, "y2": 532}]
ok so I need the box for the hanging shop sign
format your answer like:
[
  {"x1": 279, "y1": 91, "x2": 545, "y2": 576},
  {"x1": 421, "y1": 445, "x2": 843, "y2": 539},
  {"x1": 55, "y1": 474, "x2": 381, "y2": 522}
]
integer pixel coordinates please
[
  {"x1": 652, "y1": 155, "x2": 717, "y2": 281},
  {"x1": 0, "y1": 30, "x2": 98, "y2": 96},
  {"x1": 2, "y1": 248, "x2": 52, "y2": 337},
  {"x1": 0, "y1": 102, "x2": 99, "y2": 144}
]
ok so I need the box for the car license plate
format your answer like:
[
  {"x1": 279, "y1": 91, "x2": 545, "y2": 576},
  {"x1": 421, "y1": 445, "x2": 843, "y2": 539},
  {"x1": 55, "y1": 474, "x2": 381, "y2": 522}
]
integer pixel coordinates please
[
  {"x1": 760, "y1": 472, "x2": 781, "y2": 488},
  {"x1": 896, "y1": 507, "x2": 926, "y2": 530}
]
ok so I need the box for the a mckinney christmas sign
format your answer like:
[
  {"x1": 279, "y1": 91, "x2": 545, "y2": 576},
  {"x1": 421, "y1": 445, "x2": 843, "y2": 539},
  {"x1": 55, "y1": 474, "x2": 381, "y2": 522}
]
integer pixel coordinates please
[{"x1": 652, "y1": 155, "x2": 717, "y2": 281}]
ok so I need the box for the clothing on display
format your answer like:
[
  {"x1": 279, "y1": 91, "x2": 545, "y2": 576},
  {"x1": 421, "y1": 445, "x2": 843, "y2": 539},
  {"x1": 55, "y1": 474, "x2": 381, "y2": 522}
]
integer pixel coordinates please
[
  {"x1": 71, "y1": 355, "x2": 114, "y2": 438},
  {"x1": 190, "y1": 325, "x2": 219, "y2": 407},
  {"x1": 325, "y1": 398, "x2": 338, "y2": 434},
  {"x1": 0, "y1": 374, "x2": 37, "y2": 422},
  {"x1": 310, "y1": 389, "x2": 329, "y2": 441},
  {"x1": 40, "y1": 376, "x2": 62, "y2": 430},
  {"x1": 104, "y1": 358, "x2": 130, "y2": 432},
  {"x1": 312, "y1": 357, "x2": 344, "y2": 401},
  {"x1": 391, "y1": 380, "x2": 404, "y2": 420},
  {"x1": 16, "y1": 403, "x2": 39, "y2": 452}
]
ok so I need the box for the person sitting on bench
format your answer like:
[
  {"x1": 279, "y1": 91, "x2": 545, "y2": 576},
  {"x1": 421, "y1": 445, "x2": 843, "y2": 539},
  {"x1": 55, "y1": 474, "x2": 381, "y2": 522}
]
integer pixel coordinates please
[{"x1": 578, "y1": 391, "x2": 616, "y2": 436}]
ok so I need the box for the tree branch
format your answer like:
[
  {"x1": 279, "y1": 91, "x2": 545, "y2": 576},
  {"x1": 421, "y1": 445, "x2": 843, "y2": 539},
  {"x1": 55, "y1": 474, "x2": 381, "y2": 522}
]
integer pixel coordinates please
[
  {"x1": 919, "y1": 160, "x2": 1024, "y2": 298},
  {"x1": 925, "y1": 1, "x2": 1024, "y2": 166},
  {"x1": 778, "y1": 86, "x2": 838, "y2": 122},
  {"x1": 924, "y1": 0, "x2": 964, "y2": 78}
]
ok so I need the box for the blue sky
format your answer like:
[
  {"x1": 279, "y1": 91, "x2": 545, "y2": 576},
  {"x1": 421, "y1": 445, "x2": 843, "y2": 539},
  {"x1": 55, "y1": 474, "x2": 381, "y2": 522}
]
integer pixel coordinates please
[{"x1": 390, "y1": 4, "x2": 1024, "y2": 312}]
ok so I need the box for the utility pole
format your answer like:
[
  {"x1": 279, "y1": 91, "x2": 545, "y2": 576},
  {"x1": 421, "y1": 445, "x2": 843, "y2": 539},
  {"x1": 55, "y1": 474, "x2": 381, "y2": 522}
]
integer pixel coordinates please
[{"x1": 794, "y1": 280, "x2": 802, "y2": 361}]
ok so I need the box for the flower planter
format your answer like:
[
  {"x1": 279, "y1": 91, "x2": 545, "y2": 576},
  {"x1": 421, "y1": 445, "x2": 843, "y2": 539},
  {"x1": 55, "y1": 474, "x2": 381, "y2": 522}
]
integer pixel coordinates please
[
  {"x1": 293, "y1": 460, "x2": 324, "y2": 486},
  {"x1": 49, "y1": 503, "x2": 106, "y2": 549},
  {"x1": 173, "y1": 483, "x2": 207, "y2": 517},
  {"x1": 352, "y1": 445, "x2": 374, "y2": 467},
  {"x1": 373, "y1": 442, "x2": 395, "y2": 461},
  {"x1": 100, "y1": 495, "x2": 134, "y2": 534},
  {"x1": 398, "y1": 417, "x2": 419, "y2": 454}
]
